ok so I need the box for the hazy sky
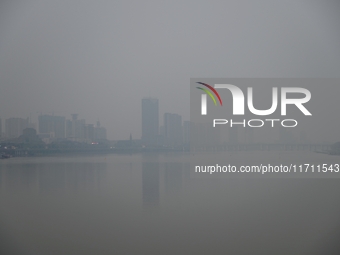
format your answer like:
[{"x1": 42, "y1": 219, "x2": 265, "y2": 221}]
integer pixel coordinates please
[{"x1": 0, "y1": 0, "x2": 340, "y2": 139}]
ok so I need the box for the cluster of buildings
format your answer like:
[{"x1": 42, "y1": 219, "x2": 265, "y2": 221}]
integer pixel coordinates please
[
  {"x1": 0, "y1": 98, "x2": 252, "y2": 149},
  {"x1": 0, "y1": 117, "x2": 35, "y2": 140},
  {"x1": 0, "y1": 114, "x2": 107, "y2": 144},
  {"x1": 141, "y1": 98, "x2": 190, "y2": 149},
  {"x1": 0, "y1": 98, "x2": 300, "y2": 150},
  {"x1": 139, "y1": 98, "x2": 256, "y2": 149}
]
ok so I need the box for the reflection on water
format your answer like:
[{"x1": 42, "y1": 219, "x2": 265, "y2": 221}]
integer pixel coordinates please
[
  {"x1": 141, "y1": 155, "x2": 187, "y2": 206},
  {"x1": 0, "y1": 152, "x2": 340, "y2": 254},
  {"x1": 0, "y1": 161, "x2": 107, "y2": 194},
  {"x1": 142, "y1": 161, "x2": 160, "y2": 206},
  {"x1": 164, "y1": 162, "x2": 182, "y2": 196}
]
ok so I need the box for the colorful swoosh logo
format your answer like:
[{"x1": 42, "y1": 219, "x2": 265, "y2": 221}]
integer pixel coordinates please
[{"x1": 196, "y1": 82, "x2": 223, "y2": 106}]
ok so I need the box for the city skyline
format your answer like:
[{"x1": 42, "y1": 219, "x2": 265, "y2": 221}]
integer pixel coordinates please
[
  {"x1": 1, "y1": 2, "x2": 340, "y2": 254},
  {"x1": 0, "y1": 97, "x2": 189, "y2": 144},
  {"x1": 2, "y1": 1, "x2": 340, "y2": 142}
]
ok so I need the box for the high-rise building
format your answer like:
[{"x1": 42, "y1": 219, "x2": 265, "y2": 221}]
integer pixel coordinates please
[
  {"x1": 142, "y1": 98, "x2": 159, "y2": 146},
  {"x1": 38, "y1": 115, "x2": 65, "y2": 139},
  {"x1": 65, "y1": 114, "x2": 85, "y2": 141},
  {"x1": 0, "y1": 118, "x2": 2, "y2": 139},
  {"x1": 5, "y1": 118, "x2": 29, "y2": 139},
  {"x1": 191, "y1": 122, "x2": 221, "y2": 149},
  {"x1": 65, "y1": 119, "x2": 72, "y2": 138},
  {"x1": 74, "y1": 118, "x2": 86, "y2": 141},
  {"x1": 84, "y1": 124, "x2": 94, "y2": 143},
  {"x1": 164, "y1": 113, "x2": 182, "y2": 148},
  {"x1": 94, "y1": 121, "x2": 107, "y2": 141},
  {"x1": 66, "y1": 115, "x2": 106, "y2": 143}
]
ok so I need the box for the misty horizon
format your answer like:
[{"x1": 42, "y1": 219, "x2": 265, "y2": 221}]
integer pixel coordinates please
[
  {"x1": 1, "y1": 1, "x2": 340, "y2": 254},
  {"x1": 1, "y1": 1, "x2": 340, "y2": 140},
  {"x1": 0, "y1": 96, "x2": 190, "y2": 141}
]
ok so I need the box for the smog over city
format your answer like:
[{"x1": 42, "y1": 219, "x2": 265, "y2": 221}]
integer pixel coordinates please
[
  {"x1": 1, "y1": 1, "x2": 340, "y2": 141},
  {"x1": 1, "y1": 1, "x2": 340, "y2": 254}
]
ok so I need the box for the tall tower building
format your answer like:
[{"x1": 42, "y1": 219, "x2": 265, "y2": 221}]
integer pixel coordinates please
[
  {"x1": 65, "y1": 114, "x2": 85, "y2": 141},
  {"x1": 94, "y1": 121, "x2": 107, "y2": 141},
  {"x1": 0, "y1": 118, "x2": 2, "y2": 139},
  {"x1": 142, "y1": 98, "x2": 159, "y2": 146}
]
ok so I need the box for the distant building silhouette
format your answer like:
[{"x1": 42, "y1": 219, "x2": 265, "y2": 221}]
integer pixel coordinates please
[
  {"x1": 164, "y1": 113, "x2": 182, "y2": 148},
  {"x1": 5, "y1": 117, "x2": 29, "y2": 138},
  {"x1": 65, "y1": 114, "x2": 85, "y2": 141},
  {"x1": 17, "y1": 128, "x2": 44, "y2": 146},
  {"x1": 38, "y1": 115, "x2": 65, "y2": 139},
  {"x1": 65, "y1": 116, "x2": 107, "y2": 143},
  {"x1": 65, "y1": 119, "x2": 72, "y2": 139},
  {"x1": 141, "y1": 98, "x2": 159, "y2": 146},
  {"x1": 0, "y1": 118, "x2": 2, "y2": 140},
  {"x1": 190, "y1": 122, "x2": 221, "y2": 149},
  {"x1": 84, "y1": 124, "x2": 94, "y2": 143},
  {"x1": 279, "y1": 126, "x2": 294, "y2": 144},
  {"x1": 94, "y1": 121, "x2": 107, "y2": 141},
  {"x1": 64, "y1": 115, "x2": 107, "y2": 143}
]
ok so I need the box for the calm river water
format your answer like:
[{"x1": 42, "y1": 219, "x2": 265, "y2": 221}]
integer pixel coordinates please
[{"x1": 0, "y1": 152, "x2": 340, "y2": 254}]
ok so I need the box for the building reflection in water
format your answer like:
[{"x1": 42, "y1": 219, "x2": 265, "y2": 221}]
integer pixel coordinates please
[
  {"x1": 0, "y1": 161, "x2": 107, "y2": 194},
  {"x1": 142, "y1": 160, "x2": 160, "y2": 206},
  {"x1": 38, "y1": 164, "x2": 66, "y2": 193},
  {"x1": 1, "y1": 164, "x2": 38, "y2": 192},
  {"x1": 141, "y1": 154, "x2": 189, "y2": 207},
  {"x1": 164, "y1": 162, "x2": 182, "y2": 197},
  {"x1": 0, "y1": 155, "x2": 189, "y2": 208}
]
